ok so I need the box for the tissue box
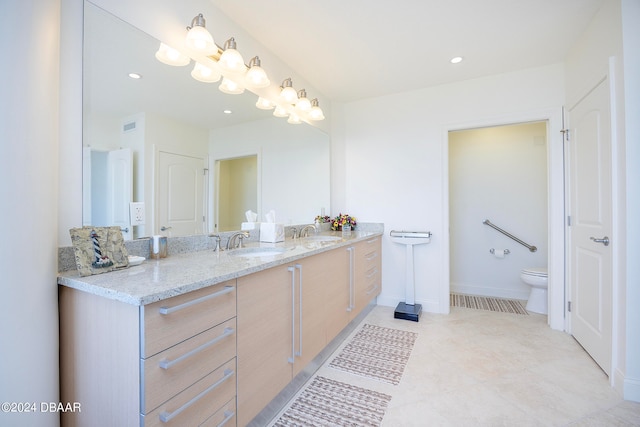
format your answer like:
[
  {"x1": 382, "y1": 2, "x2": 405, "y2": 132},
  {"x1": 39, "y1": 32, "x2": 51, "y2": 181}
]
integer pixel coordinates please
[{"x1": 260, "y1": 223, "x2": 285, "y2": 243}]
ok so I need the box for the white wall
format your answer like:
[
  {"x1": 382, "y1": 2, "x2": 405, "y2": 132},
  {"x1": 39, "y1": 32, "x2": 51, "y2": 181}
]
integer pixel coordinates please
[
  {"x1": 621, "y1": 0, "x2": 640, "y2": 403},
  {"x1": 341, "y1": 64, "x2": 565, "y2": 314},
  {"x1": 0, "y1": 1, "x2": 61, "y2": 425},
  {"x1": 449, "y1": 122, "x2": 548, "y2": 299}
]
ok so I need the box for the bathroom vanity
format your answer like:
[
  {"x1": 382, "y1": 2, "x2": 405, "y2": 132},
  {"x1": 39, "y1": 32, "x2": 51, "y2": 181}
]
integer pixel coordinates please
[{"x1": 58, "y1": 229, "x2": 382, "y2": 426}]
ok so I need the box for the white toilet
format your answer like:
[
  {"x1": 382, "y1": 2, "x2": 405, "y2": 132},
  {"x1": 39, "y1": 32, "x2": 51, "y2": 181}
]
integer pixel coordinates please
[{"x1": 521, "y1": 267, "x2": 548, "y2": 314}]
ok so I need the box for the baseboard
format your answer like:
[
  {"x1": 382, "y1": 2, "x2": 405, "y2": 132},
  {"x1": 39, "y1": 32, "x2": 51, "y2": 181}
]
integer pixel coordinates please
[
  {"x1": 623, "y1": 374, "x2": 640, "y2": 402},
  {"x1": 451, "y1": 283, "x2": 529, "y2": 300}
]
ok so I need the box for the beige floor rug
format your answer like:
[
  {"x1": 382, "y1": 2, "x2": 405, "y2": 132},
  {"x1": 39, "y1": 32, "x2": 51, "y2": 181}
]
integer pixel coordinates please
[
  {"x1": 328, "y1": 324, "x2": 418, "y2": 385},
  {"x1": 273, "y1": 376, "x2": 392, "y2": 427},
  {"x1": 450, "y1": 293, "x2": 529, "y2": 315}
]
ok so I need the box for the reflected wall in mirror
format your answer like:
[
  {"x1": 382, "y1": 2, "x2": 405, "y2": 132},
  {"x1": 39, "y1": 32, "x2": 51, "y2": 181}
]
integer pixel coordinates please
[{"x1": 82, "y1": 1, "x2": 330, "y2": 239}]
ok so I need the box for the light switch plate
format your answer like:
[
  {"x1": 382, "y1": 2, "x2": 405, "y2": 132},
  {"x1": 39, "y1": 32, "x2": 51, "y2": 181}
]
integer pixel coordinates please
[{"x1": 130, "y1": 202, "x2": 145, "y2": 225}]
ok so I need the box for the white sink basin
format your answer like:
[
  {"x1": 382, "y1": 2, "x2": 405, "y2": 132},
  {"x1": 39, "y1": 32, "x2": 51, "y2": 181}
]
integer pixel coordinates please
[
  {"x1": 229, "y1": 247, "x2": 287, "y2": 258},
  {"x1": 301, "y1": 235, "x2": 342, "y2": 242}
]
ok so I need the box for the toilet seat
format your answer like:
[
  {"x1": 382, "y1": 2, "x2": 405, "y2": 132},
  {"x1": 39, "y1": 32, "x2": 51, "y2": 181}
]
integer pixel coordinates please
[{"x1": 522, "y1": 267, "x2": 547, "y2": 278}]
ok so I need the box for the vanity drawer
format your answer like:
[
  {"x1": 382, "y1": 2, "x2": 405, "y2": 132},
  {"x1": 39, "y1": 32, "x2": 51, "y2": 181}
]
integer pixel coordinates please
[
  {"x1": 143, "y1": 358, "x2": 236, "y2": 427},
  {"x1": 361, "y1": 239, "x2": 381, "y2": 271},
  {"x1": 142, "y1": 280, "x2": 236, "y2": 358},
  {"x1": 142, "y1": 318, "x2": 236, "y2": 414},
  {"x1": 200, "y1": 398, "x2": 236, "y2": 427}
]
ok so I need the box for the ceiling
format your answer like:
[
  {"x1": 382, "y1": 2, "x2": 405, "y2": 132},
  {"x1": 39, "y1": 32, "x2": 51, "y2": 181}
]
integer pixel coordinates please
[{"x1": 211, "y1": 0, "x2": 605, "y2": 103}]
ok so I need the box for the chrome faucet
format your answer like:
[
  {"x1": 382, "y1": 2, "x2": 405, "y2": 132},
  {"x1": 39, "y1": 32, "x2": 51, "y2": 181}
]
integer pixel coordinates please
[
  {"x1": 299, "y1": 224, "x2": 317, "y2": 238},
  {"x1": 226, "y1": 231, "x2": 249, "y2": 250},
  {"x1": 209, "y1": 234, "x2": 222, "y2": 252},
  {"x1": 290, "y1": 227, "x2": 298, "y2": 239}
]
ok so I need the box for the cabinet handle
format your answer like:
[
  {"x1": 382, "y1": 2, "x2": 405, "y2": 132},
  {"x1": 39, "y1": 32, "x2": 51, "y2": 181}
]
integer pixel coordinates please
[
  {"x1": 288, "y1": 266, "x2": 296, "y2": 364},
  {"x1": 158, "y1": 285, "x2": 234, "y2": 315},
  {"x1": 366, "y1": 237, "x2": 379, "y2": 244},
  {"x1": 347, "y1": 247, "x2": 354, "y2": 312},
  {"x1": 159, "y1": 368, "x2": 234, "y2": 423},
  {"x1": 159, "y1": 327, "x2": 234, "y2": 370},
  {"x1": 365, "y1": 252, "x2": 378, "y2": 262},
  {"x1": 366, "y1": 267, "x2": 379, "y2": 279},
  {"x1": 296, "y1": 264, "x2": 303, "y2": 358},
  {"x1": 217, "y1": 410, "x2": 235, "y2": 427}
]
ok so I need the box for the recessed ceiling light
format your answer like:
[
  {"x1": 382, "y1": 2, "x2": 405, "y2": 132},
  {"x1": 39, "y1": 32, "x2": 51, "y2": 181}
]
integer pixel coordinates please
[
  {"x1": 128, "y1": 72, "x2": 142, "y2": 79},
  {"x1": 223, "y1": 110, "x2": 232, "y2": 114},
  {"x1": 450, "y1": 56, "x2": 463, "y2": 64}
]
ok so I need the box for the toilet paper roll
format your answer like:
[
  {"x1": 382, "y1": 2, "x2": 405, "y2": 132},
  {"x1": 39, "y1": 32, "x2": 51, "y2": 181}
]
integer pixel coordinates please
[{"x1": 494, "y1": 249, "x2": 505, "y2": 259}]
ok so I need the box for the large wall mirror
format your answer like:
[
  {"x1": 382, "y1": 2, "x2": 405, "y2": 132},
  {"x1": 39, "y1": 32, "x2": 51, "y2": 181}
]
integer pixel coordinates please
[{"x1": 82, "y1": 1, "x2": 330, "y2": 239}]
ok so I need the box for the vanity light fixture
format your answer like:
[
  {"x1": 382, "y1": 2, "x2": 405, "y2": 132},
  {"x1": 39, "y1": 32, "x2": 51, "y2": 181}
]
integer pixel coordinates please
[
  {"x1": 218, "y1": 76, "x2": 245, "y2": 94},
  {"x1": 295, "y1": 89, "x2": 311, "y2": 112},
  {"x1": 309, "y1": 98, "x2": 325, "y2": 121},
  {"x1": 185, "y1": 14, "x2": 217, "y2": 55},
  {"x1": 218, "y1": 37, "x2": 246, "y2": 73},
  {"x1": 273, "y1": 105, "x2": 289, "y2": 118},
  {"x1": 245, "y1": 56, "x2": 270, "y2": 88},
  {"x1": 279, "y1": 78, "x2": 298, "y2": 104},
  {"x1": 155, "y1": 43, "x2": 190, "y2": 66},
  {"x1": 191, "y1": 62, "x2": 221, "y2": 83},
  {"x1": 256, "y1": 97, "x2": 274, "y2": 110}
]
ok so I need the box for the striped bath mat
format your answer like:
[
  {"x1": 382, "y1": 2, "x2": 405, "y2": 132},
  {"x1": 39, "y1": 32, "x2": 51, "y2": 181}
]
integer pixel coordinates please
[
  {"x1": 273, "y1": 376, "x2": 391, "y2": 427},
  {"x1": 328, "y1": 324, "x2": 418, "y2": 385},
  {"x1": 450, "y1": 293, "x2": 528, "y2": 315}
]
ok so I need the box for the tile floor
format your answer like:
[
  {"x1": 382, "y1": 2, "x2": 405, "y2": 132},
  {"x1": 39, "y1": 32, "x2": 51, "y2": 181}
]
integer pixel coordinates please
[{"x1": 272, "y1": 305, "x2": 640, "y2": 426}]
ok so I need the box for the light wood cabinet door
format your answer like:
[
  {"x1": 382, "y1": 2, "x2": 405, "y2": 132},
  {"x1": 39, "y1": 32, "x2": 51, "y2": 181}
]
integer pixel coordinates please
[
  {"x1": 237, "y1": 265, "x2": 293, "y2": 426},
  {"x1": 323, "y1": 247, "x2": 351, "y2": 343},
  {"x1": 293, "y1": 253, "x2": 328, "y2": 376}
]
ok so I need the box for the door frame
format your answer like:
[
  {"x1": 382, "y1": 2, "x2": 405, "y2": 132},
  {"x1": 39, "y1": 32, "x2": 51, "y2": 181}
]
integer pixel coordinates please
[{"x1": 442, "y1": 108, "x2": 566, "y2": 330}]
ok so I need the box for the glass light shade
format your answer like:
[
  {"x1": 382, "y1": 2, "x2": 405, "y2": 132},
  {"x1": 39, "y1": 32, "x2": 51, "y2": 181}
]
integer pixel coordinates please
[
  {"x1": 309, "y1": 99, "x2": 325, "y2": 120},
  {"x1": 256, "y1": 97, "x2": 274, "y2": 110},
  {"x1": 287, "y1": 113, "x2": 302, "y2": 124},
  {"x1": 218, "y1": 49, "x2": 246, "y2": 72},
  {"x1": 296, "y1": 96, "x2": 311, "y2": 112},
  {"x1": 218, "y1": 77, "x2": 245, "y2": 94},
  {"x1": 280, "y1": 86, "x2": 298, "y2": 104},
  {"x1": 155, "y1": 43, "x2": 190, "y2": 66},
  {"x1": 273, "y1": 105, "x2": 289, "y2": 118},
  {"x1": 185, "y1": 25, "x2": 216, "y2": 55},
  {"x1": 309, "y1": 106, "x2": 325, "y2": 120},
  {"x1": 246, "y1": 66, "x2": 270, "y2": 88},
  {"x1": 191, "y1": 62, "x2": 221, "y2": 83}
]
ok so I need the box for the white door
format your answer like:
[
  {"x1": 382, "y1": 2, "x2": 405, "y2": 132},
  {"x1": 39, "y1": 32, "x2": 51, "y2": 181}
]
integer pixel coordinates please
[
  {"x1": 157, "y1": 151, "x2": 206, "y2": 237},
  {"x1": 107, "y1": 148, "x2": 133, "y2": 240},
  {"x1": 567, "y1": 77, "x2": 612, "y2": 375}
]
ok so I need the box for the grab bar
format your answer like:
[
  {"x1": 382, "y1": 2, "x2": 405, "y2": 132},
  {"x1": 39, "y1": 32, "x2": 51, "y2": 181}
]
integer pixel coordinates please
[{"x1": 483, "y1": 219, "x2": 537, "y2": 252}]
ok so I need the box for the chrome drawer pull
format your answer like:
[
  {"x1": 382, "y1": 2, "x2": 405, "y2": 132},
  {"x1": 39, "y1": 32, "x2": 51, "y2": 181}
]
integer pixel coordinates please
[
  {"x1": 366, "y1": 267, "x2": 379, "y2": 279},
  {"x1": 159, "y1": 285, "x2": 234, "y2": 315},
  {"x1": 159, "y1": 368, "x2": 234, "y2": 423},
  {"x1": 366, "y1": 283, "x2": 379, "y2": 295},
  {"x1": 365, "y1": 252, "x2": 378, "y2": 261},
  {"x1": 159, "y1": 327, "x2": 235, "y2": 370},
  {"x1": 288, "y1": 266, "x2": 296, "y2": 364},
  {"x1": 296, "y1": 264, "x2": 303, "y2": 358},
  {"x1": 217, "y1": 410, "x2": 235, "y2": 427}
]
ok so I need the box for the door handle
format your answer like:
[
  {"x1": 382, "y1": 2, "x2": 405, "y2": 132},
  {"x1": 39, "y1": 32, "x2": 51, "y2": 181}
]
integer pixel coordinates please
[
  {"x1": 590, "y1": 236, "x2": 610, "y2": 246},
  {"x1": 160, "y1": 226, "x2": 172, "y2": 231}
]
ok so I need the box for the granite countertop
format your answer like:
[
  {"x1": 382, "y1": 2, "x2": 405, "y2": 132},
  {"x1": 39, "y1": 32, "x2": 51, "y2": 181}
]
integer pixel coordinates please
[{"x1": 57, "y1": 230, "x2": 383, "y2": 306}]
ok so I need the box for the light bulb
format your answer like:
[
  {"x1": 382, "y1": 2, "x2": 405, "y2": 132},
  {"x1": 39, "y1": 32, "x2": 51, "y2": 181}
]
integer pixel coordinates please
[
  {"x1": 287, "y1": 113, "x2": 302, "y2": 124},
  {"x1": 309, "y1": 99, "x2": 325, "y2": 120},
  {"x1": 273, "y1": 105, "x2": 288, "y2": 118}
]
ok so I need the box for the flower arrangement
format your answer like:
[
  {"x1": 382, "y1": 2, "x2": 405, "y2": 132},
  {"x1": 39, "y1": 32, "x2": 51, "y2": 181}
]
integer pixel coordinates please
[
  {"x1": 331, "y1": 213, "x2": 357, "y2": 231},
  {"x1": 314, "y1": 215, "x2": 331, "y2": 223}
]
